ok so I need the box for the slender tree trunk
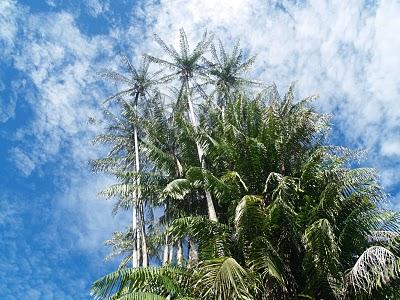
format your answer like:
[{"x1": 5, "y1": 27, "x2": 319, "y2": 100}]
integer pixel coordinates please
[
  {"x1": 163, "y1": 202, "x2": 170, "y2": 266},
  {"x1": 169, "y1": 244, "x2": 174, "y2": 264},
  {"x1": 140, "y1": 204, "x2": 148, "y2": 266},
  {"x1": 137, "y1": 203, "x2": 147, "y2": 266},
  {"x1": 163, "y1": 241, "x2": 169, "y2": 265},
  {"x1": 134, "y1": 101, "x2": 141, "y2": 265},
  {"x1": 220, "y1": 92, "x2": 226, "y2": 121},
  {"x1": 185, "y1": 79, "x2": 218, "y2": 222},
  {"x1": 188, "y1": 237, "x2": 198, "y2": 264},
  {"x1": 177, "y1": 240, "x2": 183, "y2": 266},
  {"x1": 132, "y1": 93, "x2": 148, "y2": 267},
  {"x1": 132, "y1": 206, "x2": 138, "y2": 268},
  {"x1": 136, "y1": 206, "x2": 142, "y2": 266}
]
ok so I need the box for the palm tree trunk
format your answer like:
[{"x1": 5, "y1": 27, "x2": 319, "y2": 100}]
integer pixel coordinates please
[
  {"x1": 163, "y1": 202, "x2": 170, "y2": 266},
  {"x1": 139, "y1": 203, "x2": 148, "y2": 266},
  {"x1": 188, "y1": 237, "x2": 198, "y2": 263},
  {"x1": 169, "y1": 244, "x2": 174, "y2": 264},
  {"x1": 177, "y1": 240, "x2": 183, "y2": 266},
  {"x1": 136, "y1": 206, "x2": 142, "y2": 266},
  {"x1": 133, "y1": 93, "x2": 148, "y2": 267},
  {"x1": 163, "y1": 240, "x2": 169, "y2": 265},
  {"x1": 185, "y1": 80, "x2": 218, "y2": 222},
  {"x1": 132, "y1": 206, "x2": 138, "y2": 267},
  {"x1": 220, "y1": 92, "x2": 226, "y2": 122}
]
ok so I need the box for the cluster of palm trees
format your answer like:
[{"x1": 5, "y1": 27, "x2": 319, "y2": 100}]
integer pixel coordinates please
[{"x1": 90, "y1": 29, "x2": 400, "y2": 299}]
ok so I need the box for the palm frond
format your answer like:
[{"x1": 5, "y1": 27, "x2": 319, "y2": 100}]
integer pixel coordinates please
[
  {"x1": 162, "y1": 179, "x2": 192, "y2": 200},
  {"x1": 91, "y1": 266, "x2": 190, "y2": 299},
  {"x1": 345, "y1": 246, "x2": 400, "y2": 294},
  {"x1": 196, "y1": 257, "x2": 252, "y2": 300}
]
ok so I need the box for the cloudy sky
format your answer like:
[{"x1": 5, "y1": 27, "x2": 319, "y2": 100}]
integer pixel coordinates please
[{"x1": 0, "y1": 0, "x2": 399, "y2": 298}]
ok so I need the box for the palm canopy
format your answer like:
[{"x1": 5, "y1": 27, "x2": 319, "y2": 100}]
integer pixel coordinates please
[
  {"x1": 92, "y1": 89, "x2": 400, "y2": 300},
  {"x1": 101, "y1": 56, "x2": 166, "y2": 104},
  {"x1": 91, "y1": 30, "x2": 400, "y2": 300},
  {"x1": 146, "y1": 28, "x2": 212, "y2": 81},
  {"x1": 202, "y1": 39, "x2": 260, "y2": 109}
]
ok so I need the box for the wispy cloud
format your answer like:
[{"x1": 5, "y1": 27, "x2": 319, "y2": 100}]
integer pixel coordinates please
[
  {"x1": 6, "y1": 10, "x2": 115, "y2": 171},
  {"x1": 8, "y1": 147, "x2": 35, "y2": 176},
  {"x1": 2, "y1": 2, "x2": 126, "y2": 256},
  {"x1": 55, "y1": 172, "x2": 130, "y2": 254},
  {"x1": 381, "y1": 140, "x2": 400, "y2": 157},
  {"x1": 0, "y1": 1, "x2": 123, "y2": 296},
  {"x1": 85, "y1": 0, "x2": 110, "y2": 17},
  {"x1": 0, "y1": 193, "x2": 88, "y2": 299},
  {"x1": 0, "y1": 78, "x2": 17, "y2": 123},
  {"x1": 0, "y1": 0, "x2": 20, "y2": 52},
  {"x1": 2, "y1": 0, "x2": 399, "y2": 248}
]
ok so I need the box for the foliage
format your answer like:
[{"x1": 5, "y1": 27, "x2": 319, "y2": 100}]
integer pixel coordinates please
[{"x1": 91, "y1": 29, "x2": 400, "y2": 299}]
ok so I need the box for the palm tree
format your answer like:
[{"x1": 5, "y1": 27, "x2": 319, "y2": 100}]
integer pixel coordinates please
[
  {"x1": 146, "y1": 28, "x2": 218, "y2": 222},
  {"x1": 92, "y1": 87, "x2": 400, "y2": 299},
  {"x1": 92, "y1": 56, "x2": 170, "y2": 267},
  {"x1": 202, "y1": 39, "x2": 260, "y2": 119}
]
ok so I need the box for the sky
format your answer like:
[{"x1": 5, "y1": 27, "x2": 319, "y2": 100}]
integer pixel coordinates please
[{"x1": 0, "y1": 0, "x2": 399, "y2": 298}]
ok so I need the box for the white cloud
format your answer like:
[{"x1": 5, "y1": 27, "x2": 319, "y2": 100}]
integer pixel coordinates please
[
  {"x1": 55, "y1": 172, "x2": 129, "y2": 255},
  {"x1": 86, "y1": 0, "x2": 110, "y2": 17},
  {"x1": 8, "y1": 11, "x2": 116, "y2": 174},
  {"x1": 0, "y1": 4, "x2": 152, "y2": 278},
  {"x1": 380, "y1": 167, "x2": 400, "y2": 189},
  {"x1": 0, "y1": 2, "x2": 398, "y2": 298},
  {"x1": 2, "y1": 3, "x2": 123, "y2": 271},
  {"x1": 4, "y1": 0, "x2": 398, "y2": 244},
  {"x1": 46, "y1": 0, "x2": 56, "y2": 7},
  {"x1": 381, "y1": 140, "x2": 400, "y2": 157},
  {"x1": 0, "y1": 79, "x2": 22, "y2": 123},
  {"x1": 0, "y1": 0, "x2": 20, "y2": 53},
  {"x1": 9, "y1": 147, "x2": 35, "y2": 176},
  {"x1": 0, "y1": 195, "x2": 20, "y2": 228},
  {"x1": 4, "y1": 1, "x2": 399, "y2": 181},
  {"x1": 0, "y1": 192, "x2": 88, "y2": 299}
]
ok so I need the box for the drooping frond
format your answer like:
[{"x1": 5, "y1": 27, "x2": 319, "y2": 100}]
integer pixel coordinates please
[
  {"x1": 303, "y1": 218, "x2": 342, "y2": 297},
  {"x1": 105, "y1": 228, "x2": 134, "y2": 264},
  {"x1": 234, "y1": 195, "x2": 265, "y2": 241},
  {"x1": 91, "y1": 266, "x2": 191, "y2": 300},
  {"x1": 195, "y1": 257, "x2": 252, "y2": 300},
  {"x1": 345, "y1": 246, "x2": 400, "y2": 294},
  {"x1": 162, "y1": 179, "x2": 192, "y2": 200}
]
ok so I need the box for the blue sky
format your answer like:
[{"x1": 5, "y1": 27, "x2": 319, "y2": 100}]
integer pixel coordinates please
[{"x1": 0, "y1": 0, "x2": 399, "y2": 299}]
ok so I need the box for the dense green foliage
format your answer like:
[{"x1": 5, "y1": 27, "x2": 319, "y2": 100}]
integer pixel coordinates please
[{"x1": 90, "y1": 29, "x2": 400, "y2": 299}]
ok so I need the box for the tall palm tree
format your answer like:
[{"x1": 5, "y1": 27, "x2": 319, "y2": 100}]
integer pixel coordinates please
[
  {"x1": 93, "y1": 56, "x2": 169, "y2": 267},
  {"x1": 146, "y1": 28, "x2": 218, "y2": 222}
]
